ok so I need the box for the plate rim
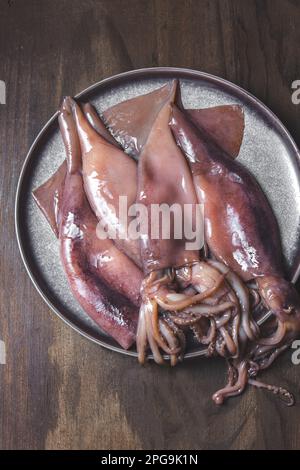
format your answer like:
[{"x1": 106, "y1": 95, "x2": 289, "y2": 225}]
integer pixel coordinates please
[{"x1": 15, "y1": 66, "x2": 300, "y2": 359}]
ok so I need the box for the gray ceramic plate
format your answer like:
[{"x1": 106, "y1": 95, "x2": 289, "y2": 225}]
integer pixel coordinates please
[{"x1": 15, "y1": 67, "x2": 300, "y2": 359}]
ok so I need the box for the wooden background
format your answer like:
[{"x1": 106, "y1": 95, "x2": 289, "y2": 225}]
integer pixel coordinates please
[{"x1": 1, "y1": 0, "x2": 300, "y2": 450}]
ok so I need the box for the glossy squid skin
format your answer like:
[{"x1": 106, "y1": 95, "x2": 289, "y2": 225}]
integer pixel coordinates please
[
  {"x1": 187, "y1": 105, "x2": 244, "y2": 159},
  {"x1": 71, "y1": 99, "x2": 141, "y2": 267},
  {"x1": 33, "y1": 102, "x2": 119, "y2": 238},
  {"x1": 170, "y1": 104, "x2": 282, "y2": 281},
  {"x1": 103, "y1": 81, "x2": 179, "y2": 158},
  {"x1": 82, "y1": 102, "x2": 120, "y2": 147},
  {"x1": 59, "y1": 173, "x2": 142, "y2": 309},
  {"x1": 170, "y1": 105, "x2": 300, "y2": 339},
  {"x1": 59, "y1": 172, "x2": 140, "y2": 349},
  {"x1": 257, "y1": 275, "x2": 300, "y2": 333},
  {"x1": 58, "y1": 99, "x2": 140, "y2": 349},
  {"x1": 136, "y1": 81, "x2": 200, "y2": 273}
]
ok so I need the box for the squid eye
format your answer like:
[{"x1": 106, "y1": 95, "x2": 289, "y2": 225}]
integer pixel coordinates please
[{"x1": 283, "y1": 305, "x2": 294, "y2": 315}]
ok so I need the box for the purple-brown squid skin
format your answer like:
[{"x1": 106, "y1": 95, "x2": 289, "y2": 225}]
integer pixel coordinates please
[
  {"x1": 186, "y1": 105, "x2": 244, "y2": 159},
  {"x1": 71, "y1": 99, "x2": 141, "y2": 268},
  {"x1": 169, "y1": 104, "x2": 283, "y2": 281},
  {"x1": 32, "y1": 160, "x2": 66, "y2": 238},
  {"x1": 59, "y1": 180, "x2": 143, "y2": 309},
  {"x1": 103, "y1": 80, "x2": 245, "y2": 160},
  {"x1": 169, "y1": 105, "x2": 300, "y2": 340},
  {"x1": 82, "y1": 102, "x2": 121, "y2": 147},
  {"x1": 59, "y1": 172, "x2": 140, "y2": 349},
  {"x1": 32, "y1": 102, "x2": 119, "y2": 237},
  {"x1": 57, "y1": 98, "x2": 141, "y2": 349},
  {"x1": 136, "y1": 81, "x2": 200, "y2": 274}
]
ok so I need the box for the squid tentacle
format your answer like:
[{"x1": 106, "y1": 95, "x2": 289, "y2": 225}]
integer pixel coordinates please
[
  {"x1": 248, "y1": 378, "x2": 294, "y2": 406},
  {"x1": 208, "y1": 260, "x2": 259, "y2": 340},
  {"x1": 212, "y1": 361, "x2": 248, "y2": 405},
  {"x1": 155, "y1": 274, "x2": 225, "y2": 311}
]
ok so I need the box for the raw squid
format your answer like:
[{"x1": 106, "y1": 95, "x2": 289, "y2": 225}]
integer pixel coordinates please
[
  {"x1": 33, "y1": 85, "x2": 248, "y2": 367},
  {"x1": 32, "y1": 80, "x2": 299, "y2": 406},
  {"x1": 169, "y1": 104, "x2": 300, "y2": 402},
  {"x1": 135, "y1": 81, "x2": 245, "y2": 365},
  {"x1": 57, "y1": 98, "x2": 141, "y2": 349},
  {"x1": 170, "y1": 105, "x2": 282, "y2": 281},
  {"x1": 103, "y1": 81, "x2": 180, "y2": 158},
  {"x1": 33, "y1": 101, "x2": 119, "y2": 237},
  {"x1": 70, "y1": 98, "x2": 141, "y2": 267}
]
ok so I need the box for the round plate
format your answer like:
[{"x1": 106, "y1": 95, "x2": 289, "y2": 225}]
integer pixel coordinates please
[{"x1": 15, "y1": 67, "x2": 300, "y2": 359}]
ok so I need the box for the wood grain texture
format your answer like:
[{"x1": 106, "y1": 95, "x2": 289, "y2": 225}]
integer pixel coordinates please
[{"x1": 0, "y1": 0, "x2": 300, "y2": 450}]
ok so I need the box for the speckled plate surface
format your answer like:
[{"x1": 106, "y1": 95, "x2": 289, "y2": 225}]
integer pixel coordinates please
[{"x1": 15, "y1": 67, "x2": 300, "y2": 358}]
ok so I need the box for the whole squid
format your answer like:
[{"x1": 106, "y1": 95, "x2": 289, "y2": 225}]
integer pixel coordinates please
[
  {"x1": 135, "y1": 81, "x2": 245, "y2": 365},
  {"x1": 70, "y1": 98, "x2": 141, "y2": 267},
  {"x1": 170, "y1": 104, "x2": 300, "y2": 402},
  {"x1": 57, "y1": 98, "x2": 141, "y2": 349}
]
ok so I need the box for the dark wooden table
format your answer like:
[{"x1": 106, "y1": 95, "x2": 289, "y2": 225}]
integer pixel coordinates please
[{"x1": 1, "y1": 0, "x2": 300, "y2": 450}]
